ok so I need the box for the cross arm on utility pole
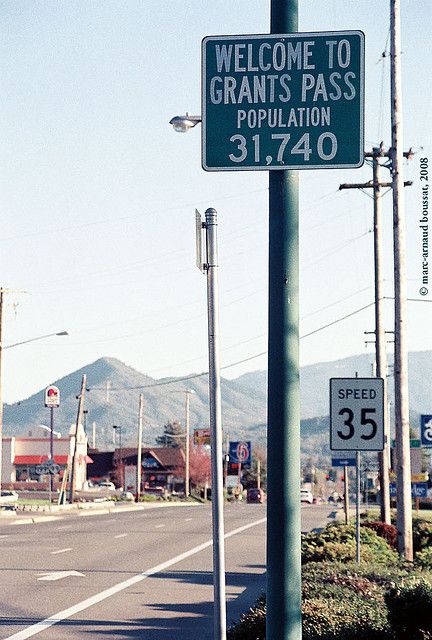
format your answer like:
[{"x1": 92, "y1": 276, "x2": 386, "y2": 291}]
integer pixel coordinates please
[{"x1": 339, "y1": 180, "x2": 413, "y2": 190}]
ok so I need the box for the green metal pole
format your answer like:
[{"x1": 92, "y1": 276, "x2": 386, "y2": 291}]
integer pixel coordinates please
[{"x1": 267, "y1": 2, "x2": 301, "y2": 640}]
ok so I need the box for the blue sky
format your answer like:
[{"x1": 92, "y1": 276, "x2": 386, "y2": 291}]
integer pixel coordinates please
[{"x1": 1, "y1": 1, "x2": 431, "y2": 403}]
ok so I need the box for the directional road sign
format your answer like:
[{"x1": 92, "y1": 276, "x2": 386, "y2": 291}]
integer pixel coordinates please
[
  {"x1": 330, "y1": 377, "x2": 384, "y2": 451},
  {"x1": 421, "y1": 415, "x2": 432, "y2": 448},
  {"x1": 332, "y1": 457, "x2": 356, "y2": 467},
  {"x1": 202, "y1": 31, "x2": 364, "y2": 171}
]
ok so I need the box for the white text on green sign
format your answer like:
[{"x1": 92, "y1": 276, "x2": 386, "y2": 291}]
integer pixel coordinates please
[{"x1": 202, "y1": 31, "x2": 364, "y2": 171}]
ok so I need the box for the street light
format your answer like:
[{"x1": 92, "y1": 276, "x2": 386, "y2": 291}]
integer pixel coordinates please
[
  {"x1": 169, "y1": 113, "x2": 201, "y2": 133},
  {"x1": 0, "y1": 328, "x2": 69, "y2": 497},
  {"x1": 4, "y1": 330, "x2": 69, "y2": 350},
  {"x1": 113, "y1": 425, "x2": 123, "y2": 489}
]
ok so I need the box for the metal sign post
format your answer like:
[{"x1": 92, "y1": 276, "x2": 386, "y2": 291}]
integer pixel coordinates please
[
  {"x1": 356, "y1": 450, "x2": 361, "y2": 563},
  {"x1": 45, "y1": 386, "x2": 60, "y2": 505},
  {"x1": 200, "y1": 3, "x2": 365, "y2": 636},
  {"x1": 197, "y1": 208, "x2": 227, "y2": 640}
]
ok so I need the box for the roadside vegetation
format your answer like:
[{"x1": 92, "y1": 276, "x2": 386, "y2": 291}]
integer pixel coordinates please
[{"x1": 227, "y1": 516, "x2": 432, "y2": 640}]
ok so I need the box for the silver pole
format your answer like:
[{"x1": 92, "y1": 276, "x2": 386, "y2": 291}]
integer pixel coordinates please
[
  {"x1": 356, "y1": 450, "x2": 361, "y2": 563},
  {"x1": 185, "y1": 391, "x2": 190, "y2": 497},
  {"x1": 205, "y1": 207, "x2": 227, "y2": 640},
  {"x1": 136, "y1": 394, "x2": 143, "y2": 501},
  {"x1": 390, "y1": 0, "x2": 413, "y2": 560}
]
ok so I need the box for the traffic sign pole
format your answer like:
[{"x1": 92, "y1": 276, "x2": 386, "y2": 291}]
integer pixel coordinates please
[
  {"x1": 356, "y1": 450, "x2": 361, "y2": 563},
  {"x1": 267, "y1": 3, "x2": 301, "y2": 640}
]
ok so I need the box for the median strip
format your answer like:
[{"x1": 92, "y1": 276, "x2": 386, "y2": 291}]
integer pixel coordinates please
[{"x1": 4, "y1": 516, "x2": 266, "y2": 640}]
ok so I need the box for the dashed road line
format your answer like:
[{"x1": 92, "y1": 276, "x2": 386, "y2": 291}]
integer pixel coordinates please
[
  {"x1": 3, "y1": 516, "x2": 266, "y2": 640},
  {"x1": 155, "y1": 524, "x2": 165, "y2": 529},
  {"x1": 50, "y1": 548, "x2": 72, "y2": 555},
  {"x1": 114, "y1": 533, "x2": 127, "y2": 539}
]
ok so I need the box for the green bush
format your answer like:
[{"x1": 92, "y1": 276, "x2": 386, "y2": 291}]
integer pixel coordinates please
[
  {"x1": 415, "y1": 547, "x2": 432, "y2": 570},
  {"x1": 227, "y1": 594, "x2": 266, "y2": 640},
  {"x1": 302, "y1": 523, "x2": 397, "y2": 565},
  {"x1": 413, "y1": 520, "x2": 432, "y2": 552},
  {"x1": 385, "y1": 578, "x2": 432, "y2": 639}
]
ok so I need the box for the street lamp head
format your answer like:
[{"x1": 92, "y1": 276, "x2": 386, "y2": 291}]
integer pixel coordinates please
[
  {"x1": 56, "y1": 331, "x2": 69, "y2": 336},
  {"x1": 169, "y1": 113, "x2": 201, "y2": 133}
]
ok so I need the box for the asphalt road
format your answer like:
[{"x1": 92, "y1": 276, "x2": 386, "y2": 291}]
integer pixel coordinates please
[{"x1": 0, "y1": 503, "x2": 334, "y2": 640}]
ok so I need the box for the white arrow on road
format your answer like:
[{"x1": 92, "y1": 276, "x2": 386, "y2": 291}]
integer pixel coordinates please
[{"x1": 37, "y1": 571, "x2": 85, "y2": 582}]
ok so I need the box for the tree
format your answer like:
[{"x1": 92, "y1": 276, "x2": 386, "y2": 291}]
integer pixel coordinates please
[
  {"x1": 156, "y1": 420, "x2": 185, "y2": 448},
  {"x1": 189, "y1": 445, "x2": 211, "y2": 487}
]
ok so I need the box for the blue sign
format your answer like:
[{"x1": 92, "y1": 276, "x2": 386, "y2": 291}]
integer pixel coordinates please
[
  {"x1": 229, "y1": 441, "x2": 252, "y2": 468},
  {"x1": 389, "y1": 483, "x2": 428, "y2": 498},
  {"x1": 421, "y1": 415, "x2": 432, "y2": 448},
  {"x1": 332, "y1": 457, "x2": 356, "y2": 467}
]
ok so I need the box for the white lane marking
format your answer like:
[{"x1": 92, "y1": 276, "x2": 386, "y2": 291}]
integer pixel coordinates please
[
  {"x1": 37, "y1": 571, "x2": 85, "y2": 582},
  {"x1": 5, "y1": 516, "x2": 266, "y2": 640},
  {"x1": 56, "y1": 525, "x2": 72, "y2": 531},
  {"x1": 0, "y1": 534, "x2": 9, "y2": 539},
  {"x1": 114, "y1": 534, "x2": 127, "y2": 539},
  {"x1": 155, "y1": 524, "x2": 165, "y2": 529},
  {"x1": 184, "y1": 518, "x2": 192, "y2": 521},
  {"x1": 50, "y1": 548, "x2": 72, "y2": 555}
]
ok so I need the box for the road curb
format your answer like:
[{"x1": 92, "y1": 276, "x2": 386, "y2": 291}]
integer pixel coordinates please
[{"x1": 2, "y1": 500, "x2": 204, "y2": 525}]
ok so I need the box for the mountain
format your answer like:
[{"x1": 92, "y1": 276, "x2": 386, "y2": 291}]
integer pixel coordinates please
[
  {"x1": 3, "y1": 357, "x2": 267, "y2": 448},
  {"x1": 4, "y1": 350, "x2": 431, "y2": 455}
]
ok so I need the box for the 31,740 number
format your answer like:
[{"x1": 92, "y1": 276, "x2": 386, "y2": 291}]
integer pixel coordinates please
[
  {"x1": 337, "y1": 407, "x2": 377, "y2": 441},
  {"x1": 228, "y1": 131, "x2": 337, "y2": 165}
]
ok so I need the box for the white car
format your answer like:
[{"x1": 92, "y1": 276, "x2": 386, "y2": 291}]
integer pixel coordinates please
[
  {"x1": 98, "y1": 481, "x2": 115, "y2": 491},
  {"x1": 300, "y1": 489, "x2": 313, "y2": 504}
]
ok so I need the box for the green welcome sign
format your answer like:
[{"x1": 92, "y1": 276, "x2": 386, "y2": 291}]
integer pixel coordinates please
[{"x1": 202, "y1": 31, "x2": 364, "y2": 171}]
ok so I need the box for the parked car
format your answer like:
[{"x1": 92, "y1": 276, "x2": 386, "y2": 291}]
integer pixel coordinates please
[
  {"x1": 300, "y1": 489, "x2": 313, "y2": 504},
  {"x1": 0, "y1": 490, "x2": 18, "y2": 510},
  {"x1": 247, "y1": 488, "x2": 266, "y2": 504},
  {"x1": 98, "y1": 481, "x2": 115, "y2": 491}
]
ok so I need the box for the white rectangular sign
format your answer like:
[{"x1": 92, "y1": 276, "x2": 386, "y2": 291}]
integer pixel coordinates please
[{"x1": 330, "y1": 377, "x2": 384, "y2": 451}]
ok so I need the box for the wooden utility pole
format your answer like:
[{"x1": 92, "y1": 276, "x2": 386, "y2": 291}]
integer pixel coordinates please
[
  {"x1": 339, "y1": 146, "x2": 412, "y2": 526},
  {"x1": 0, "y1": 288, "x2": 26, "y2": 495},
  {"x1": 0, "y1": 290, "x2": 4, "y2": 496},
  {"x1": 372, "y1": 150, "x2": 391, "y2": 525},
  {"x1": 69, "y1": 374, "x2": 87, "y2": 504},
  {"x1": 136, "y1": 393, "x2": 143, "y2": 502},
  {"x1": 390, "y1": 0, "x2": 413, "y2": 560}
]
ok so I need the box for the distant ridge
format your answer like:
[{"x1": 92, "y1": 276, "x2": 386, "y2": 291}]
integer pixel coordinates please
[{"x1": 4, "y1": 351, "x2": 430, "y2": 458}]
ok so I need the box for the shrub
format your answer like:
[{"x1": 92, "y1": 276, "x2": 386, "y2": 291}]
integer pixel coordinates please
[
  {"x1": 227, "y1": 594, "x2": 266, "y2": 640},
  {"x1": 413, "y1": 520, "x2": 432, "y2": 552},
  {"x1": 362, "y1": 521, "x2": 398, "y2": 549},
  {"x1": 385, "y1": 578, "x2": 432, "y2": 639},
  {"x1": 301, "y1": 523, "x2": 397, "y2": 565},
  {"x1": 416, "y1": 547, "x2": 432, "y2": 570}
]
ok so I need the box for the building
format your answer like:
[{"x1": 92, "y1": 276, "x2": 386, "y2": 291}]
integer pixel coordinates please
[
  {"x1": 88, "y1": 447, "x2": 185, "y2": 493},
  {"x1": 1, "y1": 423, "x2": 91, "y2": 490}
]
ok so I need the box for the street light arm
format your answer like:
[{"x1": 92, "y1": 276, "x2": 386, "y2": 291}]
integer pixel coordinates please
[{"x1": 4, "y1": 331, "x2": 69, "y2": 350}]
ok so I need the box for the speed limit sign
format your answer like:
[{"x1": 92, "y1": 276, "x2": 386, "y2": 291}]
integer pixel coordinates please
[{"x1": 330, "y1": 378, "x2": 384, "y2": 451}]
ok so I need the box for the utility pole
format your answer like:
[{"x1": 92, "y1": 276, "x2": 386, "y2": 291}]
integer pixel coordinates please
[
  {"x1": 69, "y1": 374, "x2": 87, "y2": 504},
  {"x1": 390, "y1": 0, "x2": 413, "y2": 560},
  {"x1": 257, "y1": 459, "x2": 261, "y2": 490},
  {"x1": 136, "y1": 394, "x2": 143, "y2": 502},
  {"x1": 0, "y1": 287, "x2": 26, "y2": 495},
  {"x1": 92, "y1": 421, "x2": 96, "y2": 449},
  {"x1": 339, "y1": 146, "x2": 412, "y2": 526}
]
